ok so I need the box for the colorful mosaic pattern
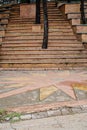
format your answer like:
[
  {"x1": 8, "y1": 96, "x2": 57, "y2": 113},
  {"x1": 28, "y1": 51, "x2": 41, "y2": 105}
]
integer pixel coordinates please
[{"x1": 0, "y1": 70, "x2": 87, "y2": 113}]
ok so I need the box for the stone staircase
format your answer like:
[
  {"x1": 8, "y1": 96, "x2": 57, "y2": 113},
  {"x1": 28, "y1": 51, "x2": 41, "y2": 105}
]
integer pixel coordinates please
[{"x1": 0, "y1": 2, "x2": 87, "y2": 70}]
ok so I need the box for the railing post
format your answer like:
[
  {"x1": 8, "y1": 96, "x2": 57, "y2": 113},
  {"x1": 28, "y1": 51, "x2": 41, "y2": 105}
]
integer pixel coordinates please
[
  {"x1": 55, "y1": 0, "x2": 58, "y2": 7},
  {"x1": 80, "y1": 0, "x2": 86, "y2": 24},
  {"x1": 26, "y1": 0, "x2": 30, "y2": 3},
  {"x1": 36, "y1": 0, "x2": 40, "y2": 24},
  {"x1": 42, "y1": 0, "x2": 48, "y2": 49},
  {"x1": 67, "y1": 0, "x2": 71, "y2": 3}
]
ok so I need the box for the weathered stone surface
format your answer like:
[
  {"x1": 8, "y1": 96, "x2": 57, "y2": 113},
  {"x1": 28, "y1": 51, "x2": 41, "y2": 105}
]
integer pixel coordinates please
[
  {"x1": 82, "y1": 34, "x2": 87, "y2": 42},
  {"x1": 21, "y1": 114, "x2": 31, "y2": 120},
  {"x1": 71, "y1": 107, "x2": 83, "y2": 113},
  {"x1": 65, "y1": 4, "x2": 80, "y2": 14},
  {"x1": 20, "y1": 4, "x2": 36, "y2": 18},
  {"x1": 0, "y1": 14, "x2": 9, "y2": 19},
  {"x1": 67, "y1": 13, "x2": 81, "y2": 19},
  {"x1": 47, "y1": 109, "x2": 61, "y2": 117},
  {"x1": 32, "y1": 25, "x2": 42, "y2": 32},
  {"x1": 69, "y1": 19, "x2": 80, "y2": 25},
  {"x1": 0, "y1": 37, "x2": 3, "y2": 42},
  {"x1": 59, "y1": 3, "x2": 80, "y2": 14},
  {"x1": 32, "y1": 111, "x2": 48, "y2": 119},
  {"x1": 61, "y1": 107, "x2": 72, "y2": 115},
  {"x1": 0, "y1": 30, "x2": 5, "y2": 37},
  {"x1": 76, "y1": 25, "x2": 87, "y2": 33},
  {"x1": 1, "y1": 19, "x2": 8, "y2": 24}
]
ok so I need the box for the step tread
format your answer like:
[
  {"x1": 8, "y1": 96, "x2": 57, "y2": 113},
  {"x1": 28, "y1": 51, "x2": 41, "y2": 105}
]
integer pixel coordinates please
[
  {"x1": 0, "y1": 58, "x2": 87, "y2": 64},
  {"x1": 1, "y1": 54, "x2": 87, "y2": 60}
]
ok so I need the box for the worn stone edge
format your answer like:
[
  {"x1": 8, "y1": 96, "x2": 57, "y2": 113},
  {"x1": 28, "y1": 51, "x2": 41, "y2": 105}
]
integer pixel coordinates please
[{"x1": 1, "y1": 106, "x2": 87, "y2": 123}]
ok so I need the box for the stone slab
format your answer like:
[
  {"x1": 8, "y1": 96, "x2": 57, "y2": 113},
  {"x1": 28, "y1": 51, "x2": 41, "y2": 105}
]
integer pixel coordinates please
[
  {"x1": 20, "y1": 4, "x2": 36, "y2": 19},
  {"x1": 67, "y1": 13, "x2": 87, "y2": 19},
  {"x1": 67, "y1": 13, "x2": 81, "y2": 19},
  {"x1": 81, "y1": 34, "x2": 87, "y2": 42},
  {"x1": 0, "y1": 30, "x2": 5, "y2": 37},
  {"x1": 69, "y1": 19, "x2": 80, "y2": 25},
  {"x1": 32, "y1": 24, "x2": 42, "y2": 32},
  {"x1": 76, "y1": 25, "x2": 87, "y2": 33},
  {"x1": 59, "y1": 3, "x2": 80, "y2": 14},
  {"x1": 0, "y1": 13, "x2": 9, "y2": 19},
  {"x1": 1, "y1": 19, "x2": 8, "y2": 24}
]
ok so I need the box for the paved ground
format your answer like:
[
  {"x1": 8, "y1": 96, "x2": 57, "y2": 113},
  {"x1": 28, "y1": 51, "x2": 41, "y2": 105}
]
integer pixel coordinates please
[
  {"x1": 0, "y1": 113, "x2": 87, "y2": 130},
  {"x1": 0, "y1": 70, "x2": 87, "y2": 114}
]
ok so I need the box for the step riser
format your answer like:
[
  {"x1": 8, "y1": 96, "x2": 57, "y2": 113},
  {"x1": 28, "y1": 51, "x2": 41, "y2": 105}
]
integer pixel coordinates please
[
  {"x1": 0, "y1": 58, "x2": 87, "y2": 64},
  {"x1": 2, "y1": 40, "x2": 81, "y2": 43},
  {"x1": 4, "y1": 36, "x2": 76, "y2": 40},
  {"x1": 2, "y1": 43, "x2": 81, "y2": 46},
  {"x1": 1, "y1": 51, "x2": 87, "y2": 55},
  {"x1": 2, "y1": 40, "x2": 80, "y2": 44},
  {"x1": 0, "y1": 63, "x2": 87, "y2": 70},
  {"x1": 6, "y1": 29, "x2": 73, "y2": 33},
  {"x1": 6, "y1": 26, "x2": 71, "y2": 30},
  {"x1": 1, "y1": 55, "x2": 87, "y2": 60},
  {"x1": 5, "y1": 33, "x2": 74, "y2": 36},
  {"x1": 1, "y1": 47, "x2": 84, "y2": 51}
]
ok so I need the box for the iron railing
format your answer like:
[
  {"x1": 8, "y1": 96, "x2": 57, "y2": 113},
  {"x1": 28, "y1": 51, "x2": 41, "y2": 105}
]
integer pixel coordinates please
[
  {"x1": 36, "y1": 0, "x2": 40, "y2": 24},
  {"x1": 42, "y1": 0, "x2": 48, "y2": 49},
  {"x1": 35, "y1": 0, "x2": 48, "y2": 48},
  {"x1": 80, "y1": 0, "x2": 86, "y2": 24}
]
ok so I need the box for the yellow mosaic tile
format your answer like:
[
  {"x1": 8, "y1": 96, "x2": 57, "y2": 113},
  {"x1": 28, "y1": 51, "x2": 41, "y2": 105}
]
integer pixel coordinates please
[
  {"x1": 4, "y1": 83, "x2": 27, "y2": 88},
  {"x1": 40, "y1": 85, "x2": 58, "y2": 101},
  {"x1": 72, "y1": 83, "x2": 87, "y2": 91}
]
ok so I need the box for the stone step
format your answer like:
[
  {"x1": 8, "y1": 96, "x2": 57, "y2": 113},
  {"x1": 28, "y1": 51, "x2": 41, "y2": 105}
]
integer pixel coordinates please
[
  {"x1": 2, "y1": 40, "x2": 81, "y2": 44},
  {"x1": 1, "y1": 50, "x2": 87, "y2": 55},
  {"x1": 7, "y1": 25, "x2": 71, "y2": 29},
  {"x1": 2, "y1": 43, "x2": 82, "y2": 48},
  {"x1": 1, "y1": 54, "x2": 87, "y2": 60},
  {"x1": 0, "y1": 58, "x2": 87, "y2": 64},
  {"x1": 4, "y1": 35, "x2": 77, "y2": 40},
  {"x1": 0, "y1": 63, "x2": 87, "y2": 69},
  {"x1": 10, "y1": 14, "x2": 61, "y2": 18},
  {"x1": 1, "y1": 46, "x2": 84, "y2": 51},
  {"x1": 67, "y1": 13, "x2": 87, "y2": 19},
  {"x1": 8, "y1": 21, "x2": 69, "y2": 24},
  {"x1": 6, "y1": 28, "x2": 73, "y2": 33},
  {"x1": 5, "y1": 32, "x2": 74, "y2": 36},
  {"x1": 6, "y1": 25, "x2": 73, "y2": 30},
  {"x1": 7, "y1": 22, "x2": 70, "y2": 26}
]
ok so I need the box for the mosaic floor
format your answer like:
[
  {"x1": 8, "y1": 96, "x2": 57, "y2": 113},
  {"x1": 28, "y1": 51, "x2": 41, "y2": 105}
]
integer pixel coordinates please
[{"x1": 0, "y1": 70, "x2": 87, "y2": 113}]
